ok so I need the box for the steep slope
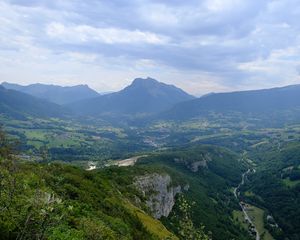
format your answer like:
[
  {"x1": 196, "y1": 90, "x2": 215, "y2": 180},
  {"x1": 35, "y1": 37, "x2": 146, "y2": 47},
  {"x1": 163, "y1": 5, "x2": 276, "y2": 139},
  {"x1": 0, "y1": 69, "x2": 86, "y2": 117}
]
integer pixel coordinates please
[
  {"x1": 0, "y1": 86, "x2": 69, "y2": 119},
  {"x1": 0, "y1": 161, "x2": 179, "y2": 240},
  {"x1": 1, "y1": 82, "x2": 99, "y2": 105},
  {"x1": 68, "y1": 77, "x2": 194, "y2": 117},
  {"x1": 136, "y1": 145, "x2": 251, "y2": 240},
  {"x1": 1, "y1": 120, "x2": 252, "y2": 240},
  {"x1": 160, "y1": 84, "x2": 300, "y2": 124},
  {"x1": 0, "y1": 126, "x2": 249, "y2": 240}
]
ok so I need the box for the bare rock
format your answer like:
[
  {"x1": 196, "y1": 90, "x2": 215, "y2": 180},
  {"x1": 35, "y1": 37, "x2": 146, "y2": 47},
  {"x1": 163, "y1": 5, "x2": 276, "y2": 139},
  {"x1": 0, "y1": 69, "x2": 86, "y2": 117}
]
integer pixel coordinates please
[{"x1": 134, "y1": 173, "x2": 182, "y2": 219}]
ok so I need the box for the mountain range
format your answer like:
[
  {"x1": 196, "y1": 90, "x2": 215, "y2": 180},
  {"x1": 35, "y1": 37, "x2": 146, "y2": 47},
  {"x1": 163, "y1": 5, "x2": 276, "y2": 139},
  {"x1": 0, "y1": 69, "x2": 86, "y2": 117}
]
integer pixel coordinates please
[
  {"x1": 0, "y1": 86, "x2": 68, "y2": 119},
  {"x1": 161, "y1": 84, "x2": 300, "y2": 121},
  {"x1": 67, "y1": 77, "x2": 195, "y2": 117},
  {"x1": 1, "y1": 82, "x2": 99, "y2": 105},
  {"x1": 1, "y1": 78, "x2": 300, "y2": 124}
]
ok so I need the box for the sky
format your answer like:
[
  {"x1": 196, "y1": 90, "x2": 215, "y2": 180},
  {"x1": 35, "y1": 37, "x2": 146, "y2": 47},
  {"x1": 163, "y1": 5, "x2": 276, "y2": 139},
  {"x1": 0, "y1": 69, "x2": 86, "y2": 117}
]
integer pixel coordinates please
[{"x1": 1, "y1": 0, "x2": 300, "y2": 96}]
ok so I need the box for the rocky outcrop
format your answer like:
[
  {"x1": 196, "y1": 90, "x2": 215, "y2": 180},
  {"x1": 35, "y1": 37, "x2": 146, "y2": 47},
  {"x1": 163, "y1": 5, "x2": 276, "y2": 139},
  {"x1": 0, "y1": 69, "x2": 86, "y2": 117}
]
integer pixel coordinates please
[
  {"x1": 174, "y1": 153, "x2": 212, "y2": 172},
  {"x1": 189, "y1": 160, "x2": 208, "y2": 172},
  {"x1": 134, "y1": 173, "x2": 182, "y2": 219}
]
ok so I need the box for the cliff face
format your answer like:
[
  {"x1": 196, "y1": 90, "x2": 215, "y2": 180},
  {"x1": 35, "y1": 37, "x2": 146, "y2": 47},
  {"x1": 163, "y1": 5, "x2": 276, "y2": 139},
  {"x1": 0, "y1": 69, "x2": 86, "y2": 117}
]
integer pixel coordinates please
[
  {"x1": 174, "y1": 153, "x2": 212, "y2": 172},
  {"x1": 134, "y1": 173, "x2": 182, "y2": 219}
]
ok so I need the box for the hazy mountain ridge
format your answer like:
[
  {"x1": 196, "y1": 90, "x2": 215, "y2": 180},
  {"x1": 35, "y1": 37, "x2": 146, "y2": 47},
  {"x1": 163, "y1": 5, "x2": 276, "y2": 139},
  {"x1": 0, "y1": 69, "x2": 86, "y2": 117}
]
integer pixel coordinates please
[
  {"x1": 67, "y1": 77, "x2": 195, "y2": 117},
  {"x1": 160, "y1": 84, "x2": 300, "y2": 121},
  {"x1": 1, "y1": 82, "x2": 99, "y2": 105},
  {"x1": 0, "y1": 85, "x2": 69, "y2": 119},
  {"x1": 2, "y1": 78, "x2": 300, "y2": 125}
]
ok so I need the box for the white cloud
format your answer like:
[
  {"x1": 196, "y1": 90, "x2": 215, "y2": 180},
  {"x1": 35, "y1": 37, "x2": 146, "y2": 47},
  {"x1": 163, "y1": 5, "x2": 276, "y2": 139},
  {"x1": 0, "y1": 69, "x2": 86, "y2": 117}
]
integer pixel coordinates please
[
  {"x1": 1, "y1": 0, "x2": 300, "y2": 95},
  {"x1": 46, "y1": 22, "x2": 169, "y2": 45},
  {"x1": 238, "y1": 46, "x2": 300, "y2": 89},
  {"x1": 205, "y1": 0, "x2": 244, "y2": 12}
]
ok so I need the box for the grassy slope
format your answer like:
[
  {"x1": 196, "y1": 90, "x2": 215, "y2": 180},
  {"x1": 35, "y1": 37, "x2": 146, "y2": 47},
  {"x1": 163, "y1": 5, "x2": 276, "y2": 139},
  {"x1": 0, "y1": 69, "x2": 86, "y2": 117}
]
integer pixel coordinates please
[
  {"x1": 1, "y1": 143, "x2": 253, "y2": 240},
  {"x1": 0, "y1": 161, "x2": 176, "y2": 240}
]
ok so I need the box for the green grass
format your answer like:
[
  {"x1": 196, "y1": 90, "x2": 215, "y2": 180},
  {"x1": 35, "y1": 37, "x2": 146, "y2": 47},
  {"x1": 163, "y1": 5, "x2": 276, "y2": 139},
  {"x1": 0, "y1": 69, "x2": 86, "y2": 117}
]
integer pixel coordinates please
[
  {"x1": 282, "y1": 178, "x2": 300, "y2": 187},
  {"x1": 244, "y1": 191, "x2": 255, "y2": 197},
  {"x1": 136, "y1": 210, "x2": 178, "y2": 240},
  {"x1": 124, "y1": 201, "x2": 178, "y2": 240},
  {"x1": 245, "y1": 205, "x2": 274, "y2": 240},
  {"x1": 233, "y1": 210, "x2": 249, "y2": 231},
  {"x1": 23, "y1": 130, "x2": 47, "y2": 140},
  {"x1": 27, "y1": 140, "x2": 45, "y2": 148}
]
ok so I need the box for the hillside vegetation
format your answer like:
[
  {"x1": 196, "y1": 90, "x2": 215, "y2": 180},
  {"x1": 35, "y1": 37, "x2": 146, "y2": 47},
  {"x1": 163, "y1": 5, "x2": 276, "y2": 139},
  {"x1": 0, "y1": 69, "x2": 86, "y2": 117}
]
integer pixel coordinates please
[{"x1": 0, "y1": 128, "x2": 216, "y2": 240}]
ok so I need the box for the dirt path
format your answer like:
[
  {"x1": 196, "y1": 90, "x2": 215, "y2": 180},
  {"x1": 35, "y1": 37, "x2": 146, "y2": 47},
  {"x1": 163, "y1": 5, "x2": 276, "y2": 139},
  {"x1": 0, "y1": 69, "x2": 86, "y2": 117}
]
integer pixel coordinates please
[{"x1": 115, "y1": 155, "x2": 147, "y2": 167}]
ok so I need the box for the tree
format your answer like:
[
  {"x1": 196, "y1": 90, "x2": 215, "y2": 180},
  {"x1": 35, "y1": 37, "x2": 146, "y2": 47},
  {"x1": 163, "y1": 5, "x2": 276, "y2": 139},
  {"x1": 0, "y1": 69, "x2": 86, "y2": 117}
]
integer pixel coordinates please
[
  {"x1": 39, "y1": 145, "x2": 50, "y2": 163},
  {"x1": 0, "y1": 127, "x2": 65, "y2": 240},
  {"x1": 0, "y1": 125, "x2": 15, "y2": 159},
  {"x1": 172, "y1": 195, "x2": 211, "y2": 240}
]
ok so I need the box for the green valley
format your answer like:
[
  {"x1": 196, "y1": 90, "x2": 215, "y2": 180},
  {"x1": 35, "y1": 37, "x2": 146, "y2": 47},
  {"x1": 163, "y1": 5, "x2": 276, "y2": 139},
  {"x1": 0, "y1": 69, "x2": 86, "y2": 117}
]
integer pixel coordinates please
[
  {"x1": 1, "y1": 78, "x2": 300, "y2": 240},
  {"x1": 2, "y1": 1, "x2": 300, "y2": 239}
]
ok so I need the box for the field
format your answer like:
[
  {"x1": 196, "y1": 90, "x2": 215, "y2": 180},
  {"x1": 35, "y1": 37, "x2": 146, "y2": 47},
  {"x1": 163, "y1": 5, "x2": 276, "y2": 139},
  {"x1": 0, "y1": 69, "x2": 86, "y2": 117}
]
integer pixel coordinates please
[
  {"x1": 1, "y1": 116, "x2": 152, "y2": 164},
  {"x1": 233, "y1": 210, "x2": 249, "y2": 231},
  {"x1": 245, "y1": 205, "x2": 274, "y2": 240},
  {"x1": 282, "y1": 178, "x2": 300, "y2": 187},
  {"x1": 234, "y1": 206, "x2": 274, "y2": 240}
]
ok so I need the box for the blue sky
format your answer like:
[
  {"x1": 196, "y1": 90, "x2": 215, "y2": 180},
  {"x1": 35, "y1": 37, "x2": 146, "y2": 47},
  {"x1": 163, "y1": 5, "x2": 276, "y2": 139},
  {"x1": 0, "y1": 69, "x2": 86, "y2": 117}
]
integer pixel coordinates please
[{"x1": 1, "y1": 0, "x2": 300, "y2": 95}]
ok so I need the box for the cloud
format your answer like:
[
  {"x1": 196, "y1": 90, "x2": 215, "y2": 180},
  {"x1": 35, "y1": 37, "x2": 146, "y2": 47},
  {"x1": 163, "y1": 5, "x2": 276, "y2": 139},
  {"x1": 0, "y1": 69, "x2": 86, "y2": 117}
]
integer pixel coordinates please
[
  {"x1": 1, "y1": 0, "x2": 300, "y2": 95},
  {"x1": 46, "y1": 22, "x2": 169, "y2": 45}
]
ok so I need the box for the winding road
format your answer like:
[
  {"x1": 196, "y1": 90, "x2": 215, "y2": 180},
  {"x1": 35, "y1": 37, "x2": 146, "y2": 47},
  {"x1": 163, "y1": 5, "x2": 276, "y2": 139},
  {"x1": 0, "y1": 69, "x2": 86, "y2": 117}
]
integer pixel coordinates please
[{"x1": 234, "y1": 169, "x2": 260, "y2": 240}]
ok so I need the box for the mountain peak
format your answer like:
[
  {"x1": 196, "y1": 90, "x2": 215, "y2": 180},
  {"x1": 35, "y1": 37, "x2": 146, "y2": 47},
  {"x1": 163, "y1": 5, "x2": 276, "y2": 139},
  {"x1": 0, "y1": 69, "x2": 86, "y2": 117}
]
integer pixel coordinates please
[
  {"x1": 68, "y1": 77, "x2": 195, "y2": 116},
  {"x1": 71, "y1": 84, "x2": 91, "y2": 89},
  {"x1": 131, "y1": 77, "x2": 159, "y2": 86}
]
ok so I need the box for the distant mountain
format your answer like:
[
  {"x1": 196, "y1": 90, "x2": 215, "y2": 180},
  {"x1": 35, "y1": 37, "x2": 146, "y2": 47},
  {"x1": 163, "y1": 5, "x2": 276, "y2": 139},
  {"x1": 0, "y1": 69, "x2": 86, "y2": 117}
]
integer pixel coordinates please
[
  {"x1": 0, "y1": 86, "x2": 69, "y2": 119},
  {"x1": 1, "y1": 82, "x2": 99, "y2": 105},
  {"x1": 161, "y1": 84, "x2": 300, "y2": 120},
  {"x1": 68, "y1": 77, "x2": 195, "y2": 117}
]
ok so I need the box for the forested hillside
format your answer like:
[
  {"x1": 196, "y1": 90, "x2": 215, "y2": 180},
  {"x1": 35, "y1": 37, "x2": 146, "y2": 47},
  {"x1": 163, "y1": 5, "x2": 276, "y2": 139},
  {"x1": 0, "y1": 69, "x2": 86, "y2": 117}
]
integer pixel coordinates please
[
  {"x1": 3, "y1": 0, "x2": 300, "y2": 239},
  {"x1": 159, "y1": 84, "x2": 300, "y2": 127},
  {"x1": 242, "y1": 143, "x2": 300, "y2": 240},
  {"x1": 0, "y1": 86, "x2": 69, "y2": 119},
  {"x1": 3, "y1": 128, "x2": 246, "y2": 240}
]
